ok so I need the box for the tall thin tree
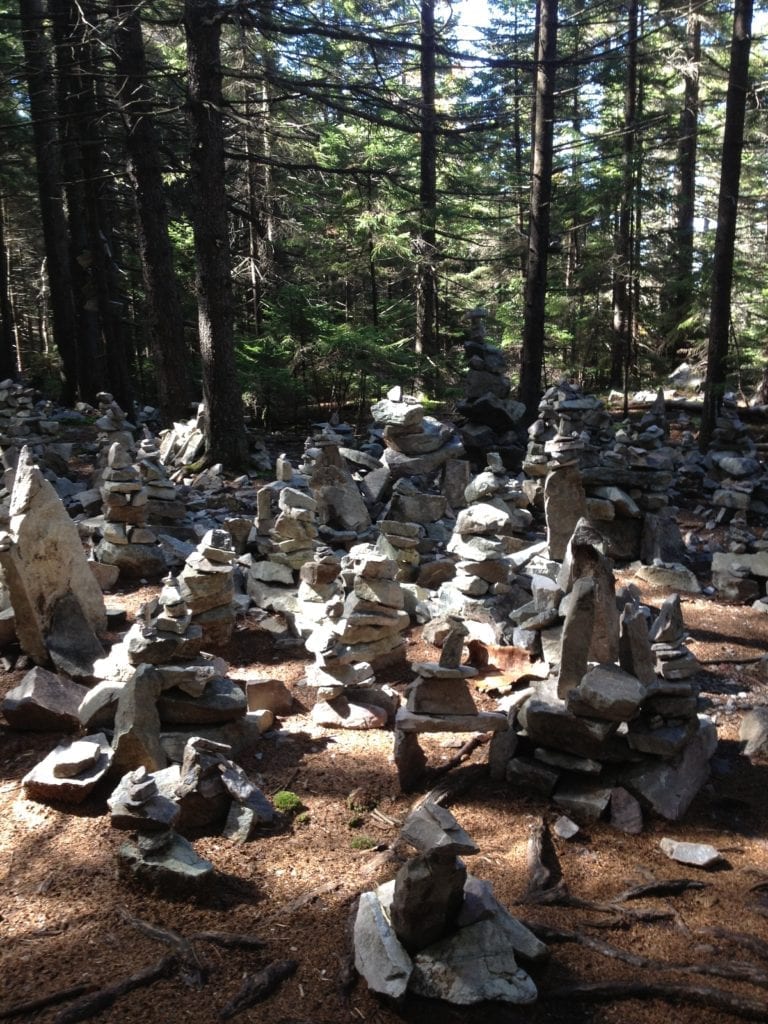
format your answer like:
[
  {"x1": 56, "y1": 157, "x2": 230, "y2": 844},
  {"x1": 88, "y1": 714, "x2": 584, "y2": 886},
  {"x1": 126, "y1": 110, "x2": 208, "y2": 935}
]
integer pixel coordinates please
[
  {"x1": 700, "y1": 0, "x2": 754, "y2": 449},
  {"x1": 184, "y1": 0, "x2": 249, "y2": 469},
  {"x1": 519, "y1": 0, "x2": 557, "y2": 422}
]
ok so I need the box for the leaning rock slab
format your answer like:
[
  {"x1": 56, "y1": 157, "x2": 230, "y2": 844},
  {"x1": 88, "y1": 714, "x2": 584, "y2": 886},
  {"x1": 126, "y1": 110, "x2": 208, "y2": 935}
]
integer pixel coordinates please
[
  {"x1": 118, "y1": 830, "x2": 214, "y2": 895},
  {"x1": 2, "y1": 667, "x2": 87, "y2": 731}
]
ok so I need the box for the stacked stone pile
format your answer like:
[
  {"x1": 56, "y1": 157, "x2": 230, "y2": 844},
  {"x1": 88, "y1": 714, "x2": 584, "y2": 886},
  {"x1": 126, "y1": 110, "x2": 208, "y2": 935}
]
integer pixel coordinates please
[
  {"x1": 178, "y1": 528, "x2": 237, "y2": 645},
  {"x1": 496, "y1": 523, "x2": 711, "y2": 824},
  {"x1": 78, "y1": 574, "x2": 253, "y2": 774},
  {"x1": 431, "y1": 455, "x2": 534, "y2": 644},
  {"x1": 94, "y1": 442, "x2": 166, "y2": 579},
  {"x1": 454, "y1": 308, "x2": 526, "y2": 468},
  {"x1": 354, "y1": 801, "x2": 546, "y2": 1004},
  {"x1": 158, "y1": 401, "x2": 271, "y2": 478},
  {"x1": 246, "y1": 484, "x2": 320, "y2": 629},
  {"x1": 304, "y1": 550, "x2": 409, "y2": 729},
  {"x1": 394, "y1": 618, "x2": 507, "y2": 788},
  {"x1": 368, "y1": 386, "x2": 464, "y2": 502},
  {"x1": 305, "y1": 429, "x2": 372, "y2": 542},
  {"x1": 0, "y1": 379, "x2": 59, "y2": 445},
  {"x1": 525, "y1": 381, "x2": 680, "y2": 561},
  {"x1": 135, "y1": 433, "x2": 187, "y2": 524},
  {"x1": 701, "y1": 405, "x2": 768, "y2": 520},
  {"x1": 94, "y1": 392, "x2": 136, "y2": 449}
]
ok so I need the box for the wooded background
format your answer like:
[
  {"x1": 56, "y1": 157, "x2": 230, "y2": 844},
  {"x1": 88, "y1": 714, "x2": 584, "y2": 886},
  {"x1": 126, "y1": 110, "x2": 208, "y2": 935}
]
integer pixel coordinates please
[{"x1": 0, "y1": 0, "x2": 765, "y2": 464}]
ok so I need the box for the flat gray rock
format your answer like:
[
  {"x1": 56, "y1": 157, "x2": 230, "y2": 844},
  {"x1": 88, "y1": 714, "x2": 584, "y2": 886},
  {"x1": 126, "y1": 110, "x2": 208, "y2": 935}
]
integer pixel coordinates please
[
  {"x1": 2, "y1": 666, "x2": 87, "y2": 731},
  {"x1": 118, "y1": 830, "x2": 214, "y2": 895},
  {"x1": 659, "y1": 837, "x2": 722, "y2": 868},
  {"x1": 23, "y1": 733, "x2": 113, "y2": 804},
  {"x1": 400, "y1": 801, "x2": 479, "y2": 857}
]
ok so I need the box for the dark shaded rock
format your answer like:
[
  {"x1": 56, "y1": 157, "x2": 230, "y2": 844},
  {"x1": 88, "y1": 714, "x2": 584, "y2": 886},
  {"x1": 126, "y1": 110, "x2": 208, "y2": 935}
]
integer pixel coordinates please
[
  {"x1": 390, "y1": 851, "x2": 467, "y2": 953},
  {"x1": 2, "y1": 666, "x2": 87, "y2": 731}
]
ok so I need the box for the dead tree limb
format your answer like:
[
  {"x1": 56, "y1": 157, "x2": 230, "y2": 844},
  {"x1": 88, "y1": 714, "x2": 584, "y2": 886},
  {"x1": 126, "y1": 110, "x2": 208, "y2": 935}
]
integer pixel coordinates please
[
  {"x1": 0, "y1": 984, "x2": 95, "y2": 1020},
  {"x1": 542, "y1": 980, "x2": 768, "y2": 1021},
  {"x1": 613, "y1": 878, "x2": 706, "y2": 901},
  {"x1": 119, "y1": 908, "x2": 207, "y2": 987},
  {"x1": 218, "y1": 959, "x2": 298, "y2": 1020},
  {"x1": 528, "y1": 923, "x2": 768, "y2": 988},
  {"x1": 53, "y1": 956, "x2": 177, "y2": 1024},
  {"x1": 191, "y1": 930, "x2": 266, "y2": 950}
]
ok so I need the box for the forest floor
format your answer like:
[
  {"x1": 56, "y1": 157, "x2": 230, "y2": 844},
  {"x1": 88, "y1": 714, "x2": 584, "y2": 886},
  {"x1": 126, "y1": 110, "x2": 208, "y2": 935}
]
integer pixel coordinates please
[{"x1": 1, "y1": 509, "x2": 768, "y2": 1023}]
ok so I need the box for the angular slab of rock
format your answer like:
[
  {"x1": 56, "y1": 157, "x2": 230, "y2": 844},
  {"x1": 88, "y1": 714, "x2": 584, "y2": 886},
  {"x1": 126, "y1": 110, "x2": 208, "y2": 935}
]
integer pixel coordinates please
[
  {"x1": 544, "y1": 464, "x2": 587, "y2": 562},
  {"x1": 157, "y1": 677, "x2": 247, "y2": 725},
  {"x1": 519, "y1": 699, "x2": 617, "y2": 760},
  {"x1": 354, "y1": 889, "x2": 414, "y2": 999},
  {"x1": 620, "y1": 715, "x2": 717, "y2": 820},
  {"x1": 553, "y1": 778, "x2": 612, "y2": 820},
  {"x1": 410, "y1": 915, "x2": 538, "y2": 1005},
  {"x1": 0, "y1": 448, "x2": 106, "y2": 665},
  {"x1": 659, "y1": 837, "x2": 722, "y2": 868},
  {"x1": 567, "y1": 664, "x2": 646, "y2": 722},
  {"x1": 400, "y1": 801, "x2": 479, "y2": 856},
  {"x1": 23, "y1": 733, "x2": 113, "y2": 804},
  {"x1": 2, "y1": 666, "x2": 87, "y2": 731},
  {"x1": 609, "y1": 786, "x2": 643, "y2": 834},
  {"x1": 311, "y1": 696, "x2": 387, "y2": 730},
  {"x1": 390, "y1": 851, "x2": 467, "y2": 952},
  {"x1": 112, "y1": 664, "x2": 166, "y2": 774},
  {"x1": 118, "y1": 830, "x2": 214, "y2": 895},
  {"x1": 557, "y1": 576, "x2": 595, "y2": 697},
  {"x1": 619, "y1": 603, "x2": 658, "y2": 686},
  {"x1": 739, "y1": 707, "x2": 768, "y2": 758}
]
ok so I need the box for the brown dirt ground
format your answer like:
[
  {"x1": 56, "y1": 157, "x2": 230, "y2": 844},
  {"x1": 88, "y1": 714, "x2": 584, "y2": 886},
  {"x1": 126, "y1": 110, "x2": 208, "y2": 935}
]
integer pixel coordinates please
[{"x1": 2, "y1": 564, "x2": 768, "y2": 1024}]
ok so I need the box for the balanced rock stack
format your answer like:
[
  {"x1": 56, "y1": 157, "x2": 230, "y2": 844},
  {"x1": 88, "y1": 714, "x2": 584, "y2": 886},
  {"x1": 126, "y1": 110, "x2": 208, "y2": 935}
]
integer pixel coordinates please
[
  {"x1": 135, "y1": 434, "x2": 187, "y2": 524},
  {"x1": 455, "y1": 307, "x2": 526, "y2": 468},
  {"x1": 702, "y1": 404, "x2": 768, "y2": 520},
  {"x1": 94, "y1": 442, "x2": 166, "y2": 580},
  {"x1": 432, "y1": 455, "x2": 533, "y2": 644},
  {"x1": 304, "y1": 550, "x2": 409, "y2": 729},
  {"x1": 178, "y1": 528, "x2": 237, "y2": 646},
  {"x1": 246, "y1": 485, "x2": 320, "y2": 627},
  {"x1": 354, "y1": 801, "x2": 545, "y2": 1004},
  {"x1": 394, "y1": 618, "x2": 507, "y2": 789},
  {"x1": 0, "y1": 379, "x2": 58, "y2": 444},
  {"x1": 500, "y1": 528, "x2": 713, "y2": 825},
  {"x1": 79, "y1": 575, "x2": 249, "y2": 775},
  {"x1": 375, "y1": 518, "x2": 422, "y2": 582},
  {"x1": 371, "y1": 386, "x2": 464, "y2": 492},
  {"x1": 306, "y1": 429, "x2": 372, "y2": 543},
  {"x1": 94, "y1": 391, "x2": 136, "y2": 449},
  {"x1": 525, "y1": 381, "x2": 677, "y2": 561},
  {"x1": 294, "y1": 546, "x2": 345, "y2": 636}
]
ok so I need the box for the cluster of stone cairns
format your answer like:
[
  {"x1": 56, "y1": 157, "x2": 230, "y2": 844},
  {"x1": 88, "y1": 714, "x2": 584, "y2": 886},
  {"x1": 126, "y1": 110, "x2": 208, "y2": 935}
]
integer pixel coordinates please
[
  {"x1": 94, "y1": 441, "x2": 166, "y2": 580},
  {"x1": 491, "y1": 518, "x2": 711, "y2": 825},
  {"x1": 177, "y1": 528, "x2": 237, "y2": 646},
  {"x1": 454, "y1": 308, "x2": 526, "y2": 469},
  {"x1": 0, "y1": 379, "x2": 60, "y2": 444},
  {"x1": 524, "y1": 382, "x2": 678, "y2": 562},
  {"x1": 354, "y1": 800, "x2": 546, "y2": 1004},
  {"x1": 394, "y1": 618, "x2": 507, "y2": 789},
  {"x1": 157, "y1": 401, "x2": 272, "y2": 481},
  {"x1": 304, "y1": 550, "x2": 409, "y2": 729}
]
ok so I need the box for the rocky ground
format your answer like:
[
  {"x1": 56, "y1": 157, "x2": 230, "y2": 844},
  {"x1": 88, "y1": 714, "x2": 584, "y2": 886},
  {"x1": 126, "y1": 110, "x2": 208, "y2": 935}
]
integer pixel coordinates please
[{"x1": 1, "y1": 547, "x2": 768, "y2": 1024}]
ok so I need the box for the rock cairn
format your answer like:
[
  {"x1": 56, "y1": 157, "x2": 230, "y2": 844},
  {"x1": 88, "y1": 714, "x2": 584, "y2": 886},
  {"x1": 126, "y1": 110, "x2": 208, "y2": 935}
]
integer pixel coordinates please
[
  {"x1": 94, "y1": 391, "x2": 136, "y2": 449},
  {"x1": 525, "y1": 381, "x2": 679, "y2": 562},
  {"x1": 702, "y1": 404, "x2": 768, "y2": 521},
  {"x1": 135, "y1": 433, "x2": 187, "y2": 525},
  {"x1": 497, "y1": 523, "x2": 712, "y2": 824},
  {"x1": 354, "y1": 801, "x2": 546, "y2": 1004},
  {"x1": 304, "y1": 550, "x2": 409, "y2": 729},
  {"x1": 369, "y1": 386, "x2": 464, "y2": 505},
  {"x1": 78, "y1": 576, "x2": 252, "y2": 774},
  {"x1": 432, "y1": 455, "x2": 533, "y2": 644},
  {"x1": 0, "y1": 379, "x2": 59, "y2": 445},
  {"x1": 178, "y1": 528, "x2": 237, "y2": 646},
  {"x1": 455, "y1": 308, "x2": 526, "y2": 468},
  {"x1": 394, "y1": 618, "x2": 507, "y2": 789},
  {"x1": 94, "y1": 442, "x2": 166, "y2": 580}
]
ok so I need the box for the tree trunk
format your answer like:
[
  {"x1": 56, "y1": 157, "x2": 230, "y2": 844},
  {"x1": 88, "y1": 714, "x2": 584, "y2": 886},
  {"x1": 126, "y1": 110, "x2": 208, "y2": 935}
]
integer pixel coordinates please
[
  {"x1": 662, "y1": 1, "x2": 700, "y2": 349},
  {"x1": 519, "y1": 0, "x2": 557, "y2": 423},
  {"x1": 414, "y1": 0, "x2": 438, "y2": 362},
  {"x1": 700, "y1": 0, "x2": 754, "y2": 450},
  {"x1": 0, "y1": 200, "x2": 17, "y2": 379},
  {"x1": 18, "y1": 0, "x2": 78, "y2": 401},
  {"x1": 610, "y1": 0, "x2": 637, "y2": 394},
  {"x1": 110, "y1": 0, "x2": 194, "y2": 422},
  {"x1": 184, "y1": 0, "x2": 250, "y2": 470}
]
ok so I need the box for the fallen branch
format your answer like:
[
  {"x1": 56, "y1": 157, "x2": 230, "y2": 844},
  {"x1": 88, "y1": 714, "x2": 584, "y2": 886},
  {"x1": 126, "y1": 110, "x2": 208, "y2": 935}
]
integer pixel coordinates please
[
  {"x1": 0, "y1": 984, "x2": 95, "y2": 1020},
  {"x1": 431, "y1": 734, "x2": 489, "y2": 776},
  {"x1": 542, "y1": 980, "x2": 768, "y2": 1021},
  {"x1": 119, "y1": 908, "x2": 207, "y2": 987},
  {"x1": 699, "y1": 927, "x2": 768, "y2": 962},
  {"x1": 191, "y1": 930, "x2": 266, "y2": 950},
  {"x1": 53, "y1": 956, "x2": 177, "y2": 1024},
  {"x1": 257, "y1": 880, "x2": 340, "y2": 925},
  {"x1": 528, "y1": 923, "x2": 768, "y2": 988},
  {"x1": 613, "y1": 878, "x2": 706, "y2": 902},
  {"x1": 219, "y1": 959, "x2": 298, "y2": 1020}
]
